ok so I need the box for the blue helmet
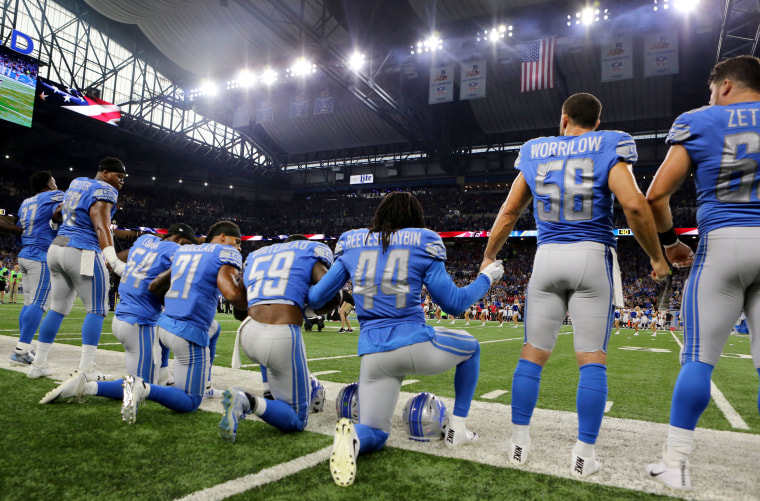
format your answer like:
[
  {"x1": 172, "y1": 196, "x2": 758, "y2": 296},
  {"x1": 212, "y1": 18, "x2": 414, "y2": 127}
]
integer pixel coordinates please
[
  {"x1": 403, "y1": 392, "x2": 448, "y2": 442},
  {"x1": 310, "y1": 374, "x2": 325, "y2": 413},
  {"x1": 335, "y1": 382, "x2": 359, "y2": 423}
]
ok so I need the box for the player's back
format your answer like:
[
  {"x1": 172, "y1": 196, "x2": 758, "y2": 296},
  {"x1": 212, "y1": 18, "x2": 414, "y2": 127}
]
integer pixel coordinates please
[
  {"x1": 17, "y1": 190, "x2": 64, "y2": 261},
  {"x1": 116, "y1": 234, "x2": 179, "y2": 324},
  {"x1": 161, "y1": 243, "x2": 242, "y2": 344},
  {"x1": 334, "y1": 227, "x2": 445, "y2": 330},
  {"x1": 516, "y1": 130, "x2": 637, "y2": 247},
  {"x1": 57, "y1": 177, "x2": 118, "y2": 251},
  {"x1": 244, "y1": 239, "x2": 333, "y2": 308},
  {"x1": 666, "y1": 103, "x2": 760, "y2": 233}
]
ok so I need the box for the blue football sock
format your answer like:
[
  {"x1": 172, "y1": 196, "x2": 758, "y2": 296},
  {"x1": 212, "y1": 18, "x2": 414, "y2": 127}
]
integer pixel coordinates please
[
  {"x1": 95, "y1": 380, "x2": 125, "y2": 400},
  {"x1": 576, "y1": 363, "x2": 608, "y2": 444},
  {"x1": 81, "y1": 313, "x2": 105, "y2": 346},
  {"x1": 354, "y1": 423, "x2": 388, "y2": 455},
  {"x1": 38, "y1": 310, "x2": 65, "y2": 344},
  {"x1": 259, "y1": 399, "x2": 308, "y2": 433},
  {"x1": 148, "y1": 385, "x2": 202, "y2": 413},
  {"x1": 511, "y1": 359, "x2": 543, "y2": 425},
  {"x1": 453, "y1": 342, "x2": 480, "y2": 417},
  {"x1": 18, "y1": 305, "x2": 27, "y2": 338},
  {"x1": 19, "y1": 304, "x2": 45, "y2": 344},
  {"x1": 670, "y1": 361, "x2": 713, "y2": 430}
]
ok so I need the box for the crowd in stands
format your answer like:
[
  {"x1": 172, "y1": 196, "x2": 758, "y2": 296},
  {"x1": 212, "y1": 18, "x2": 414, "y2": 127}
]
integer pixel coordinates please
[{"x1": 0, "y1": 172, "x2": 696, "y2": 312}]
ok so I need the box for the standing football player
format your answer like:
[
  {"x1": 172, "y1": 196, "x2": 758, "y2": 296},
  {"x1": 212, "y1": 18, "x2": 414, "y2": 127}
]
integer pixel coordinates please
[
  {"x1": 218, "y1": 234, "x2": 340, "y2": 441},
  {"x1": 480, "y1": 93, "x2": 669, "y2": 477},
  {"x1": 28, "y1": 157, "x2": 127, "y2": 380},
  {"x1": 645, "y1": 55, "x2": 760, "y2": 490},
  {"x1": 39, "y1": 224, "x2": 197, "y2": 404},
  {"x1": 307, "y1": 192, "x2": 504, "y2": 487},
  {"x1": 118, "y1": 220, "x2": 246, "y2": 423},
  {"x1": 0, "y1": 171, "x2": 64, "y2": 367}
]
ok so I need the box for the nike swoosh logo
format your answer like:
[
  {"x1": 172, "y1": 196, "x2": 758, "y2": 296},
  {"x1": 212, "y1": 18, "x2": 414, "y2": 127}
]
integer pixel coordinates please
[
  {"x1": 352, "y1": 438, "x2": 359, "y2": 454},
  {"x1": 649, "y1": 470, "x2": 667, "y2": 477}
]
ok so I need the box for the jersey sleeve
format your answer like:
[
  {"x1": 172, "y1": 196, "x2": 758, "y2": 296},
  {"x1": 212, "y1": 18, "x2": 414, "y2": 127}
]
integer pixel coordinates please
[
  {"x1": 50, "y1": 191, "x2": 65, "y2": 203},
  {"x1": 614, "y1": 132, "x2": 638, "y2": 164},
  {"x1": 665, "y1": 107, "x2": 707, "y2": 145},
  {"x1": 422, "y1": 230, "x2": 446, "y2": 261},
  {"x1": 91, "y1": 184, "x2": 118, "y2": 205},
  {"x1": 313, "y1": 242, "x2": 334, "y2": 267},
  {"x1": 307, "y1": 259, "x2": 350, "y2": 309},
  {"x1": 424, "y1": 260, "x2": 491, "y2": 314},
  {"x1": 217, "y1": 247, "x2": 243, "y2": 270},
  {"x1": 333, "y1": 232, "x2": 350, "y2": 258}
]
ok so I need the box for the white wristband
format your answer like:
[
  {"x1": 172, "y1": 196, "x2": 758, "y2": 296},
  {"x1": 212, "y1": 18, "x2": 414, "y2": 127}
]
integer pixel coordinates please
[{"x1": 103, "y1": 246, "x2": 125, "y2": 276}]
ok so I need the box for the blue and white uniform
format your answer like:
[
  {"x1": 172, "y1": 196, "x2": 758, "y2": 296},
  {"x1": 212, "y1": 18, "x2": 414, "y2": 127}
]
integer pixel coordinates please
[
  {"x1": 146, "y1": 243, "x2": 242, "y2": 413},
  {"x1": 237, "y1": 239, "x2": 333, "y2": 432},
  {"x1": 308, "y1": 227, "x2": 491, "y2": 453},
  {"x1": 510, "y1": 130, "x2": 636, "y2": 448},
  {"x1": 663, "y1": 102, "x2": 760, "y2": 432},
  {"x1": 37, "y1": 177, "x2": 119, "y2": 366},
  {"x1": 15, "y1": 189, "x2": 64, "y2": 346}
]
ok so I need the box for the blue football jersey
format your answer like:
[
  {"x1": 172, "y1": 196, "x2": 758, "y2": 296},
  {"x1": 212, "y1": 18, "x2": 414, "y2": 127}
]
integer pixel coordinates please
[
  {"x1": 17, "y1": 190, "x2": 65, "y2": 262},
  {"x1": 666, "y1": 103, "x2": 760, "y2": 234},
  {"x1": 516, "y1": 130, "x2": 638, "y2": 247},
  {"x1": 158, "y1": 243, "x2": 242, "y2": 346},
  {"x1": 115, "y1": 234, "x2": 180, "y2": 325},
  {"x1": 244, "y1": 239, "x2": 333, "y2": 309},
  {"x1": 57, "y1": 177, "x2": 118, "y2": 251}
]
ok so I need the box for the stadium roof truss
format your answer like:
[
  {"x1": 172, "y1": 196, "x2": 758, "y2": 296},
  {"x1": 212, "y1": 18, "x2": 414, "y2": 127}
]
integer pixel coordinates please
[
  {"x1": 1, "y1": 0, "x2": 274, "y2": 174},
  {"x1": 716, "y1": 0, "x2": 760, "y2": 61}
]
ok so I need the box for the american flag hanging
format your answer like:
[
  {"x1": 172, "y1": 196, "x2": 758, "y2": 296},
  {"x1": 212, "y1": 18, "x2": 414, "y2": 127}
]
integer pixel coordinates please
[
  {"x1": 37, "y1": 79, "x2": 121, "y2": 125},
  {"x1": 520, "y1": 37, "x2": 555, "y2": 92}
]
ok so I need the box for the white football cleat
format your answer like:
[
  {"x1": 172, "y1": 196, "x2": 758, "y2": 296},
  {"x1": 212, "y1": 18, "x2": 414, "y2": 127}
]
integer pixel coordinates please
[
  {"x1": 444, "y1": 424, "x2": 479, "y2": 447},
  {"x1": 28, "y1": 363, "x2": 52, "y2": 379},
  {"x1": 571, "y1": 453, "x2": 601, "y2": 478},
  {"x1": 508, "y1": 438, "x2": 531, "y2": 465},
  {"x1": 330, "y1": 418, "x2": 359, "y2": 487},
  {"x1": 121, "y1": 375, "x2": 148, "y2": 424},
  {"x1": 40, "y1": 371, "x2": 87, "y2": 404},
  {"x1": 647, "y1": 459, "x2": 691, "y2": 490}
]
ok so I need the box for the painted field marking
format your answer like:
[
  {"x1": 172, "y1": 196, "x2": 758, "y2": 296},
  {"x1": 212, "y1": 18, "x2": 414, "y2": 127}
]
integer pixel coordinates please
[
  {"x1": 669, "y1": 330, "x2": 749, "y2": 430},
  {"x1": 311, "y1": 370, "x2": 341, "y2": 376},
  {"x1": 481, "y1": 390, "x2": 508, "y2": 399},
  {"x1": 605, "y1": 401, "x2": 614, "y2": 413},
  {"x1": 401, "y1": 379, "x2": 420, "y2": 386},
  {"x1": 177, "y1": 446, "x2": 332, "y2": 501}
]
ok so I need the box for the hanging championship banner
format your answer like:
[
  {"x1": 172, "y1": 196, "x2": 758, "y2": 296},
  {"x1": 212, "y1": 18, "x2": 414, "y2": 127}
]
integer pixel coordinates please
[
  {"x1": 644, "y1": 32, "x2": 679, "y2": 77},
  {"x1": 601, "y1": 38, "x2": 633, "y2": 82},
  {"x1": 289, "y1": 92, "x2": 309, "y2": 118},
  {"x1": 428, "y1": 64, "x2": 454, "y2": 104},
  {"x1": 313, "y1": 87, "x2": 334, "y2": 115},
  {"x1": 256, "y1": 101, "x2": 273, "y2": 123},
  {"x1": 459, "y1": 60, "x2": 486, "y2": 100}
]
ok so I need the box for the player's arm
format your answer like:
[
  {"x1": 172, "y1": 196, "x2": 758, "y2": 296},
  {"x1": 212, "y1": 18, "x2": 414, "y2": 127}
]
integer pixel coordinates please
[
  {"x1": 148, "y1": 269, "x2": 171, "y2": 298},
  {"x1": 307, "y1": 261, "x2": 349, "y2": 309},
  {"x1": 51, "y1": 203, "x2": 62, "y2": 224},
  {"x1": 232, "y1": 273, "x2": 248, "y2": 321},
  {"x1": 218, "y1": 264, "x2": 247, "y2": 310},
  {"x1": 309, "y1": 261, "x2": 343, "y2": 315},
  {"x1": 90, "y1": 200, "x2": 126, "y2": 276},
  {"x1": 481, "y1": 173, "x2": 533, "y2": 270},
  {"x1": 424, "y1": 260, "x2": 500, "y2": 314},
  {"x1": 608, "y1": 161, "x2": 669, "y2": 280},
  {"x1": 645, "y1": 144, "x2": 695, "y2": 268},
  {"x1": 0, "y1": 214, "x2": 21, "y2": 235}
]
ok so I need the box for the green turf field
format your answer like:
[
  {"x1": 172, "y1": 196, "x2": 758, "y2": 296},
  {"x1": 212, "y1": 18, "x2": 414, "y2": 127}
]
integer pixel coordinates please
[
  {"x1": 0, "y1": 76, "x2": 36, "y2": 128},
  {"x1": 1, "y1": 299, "x2": 757, "y2": 500}
]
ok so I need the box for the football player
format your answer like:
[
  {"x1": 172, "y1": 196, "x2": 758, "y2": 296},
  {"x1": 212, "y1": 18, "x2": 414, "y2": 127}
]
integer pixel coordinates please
[
  {"x1": 217, "y1": 234, "x2": 340, "y2": 440},
  {"x1": 29, "y1": 158, "x2": 127, "y2": 380},
  {"x1": 120, "y1": 220, "x2": 247, "y2": 423},
  {"x1": 481, "y1": 93, "x2": 669, "y2": 477},
  {"x1": 645, "y1": 55, "x2": 760, "y2": 490},
  {"x1": 307, "y1": 192, "x2": 504, "y2": 487},
  {"x1": 0, "y1": 171, "x2": 64, "y2": 367},
  {"x1": 39, "y1": 224, "x2": 197, "y2": 404}
]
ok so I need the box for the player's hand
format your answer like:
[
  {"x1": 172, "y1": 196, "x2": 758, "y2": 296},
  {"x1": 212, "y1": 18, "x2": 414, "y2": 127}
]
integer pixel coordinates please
[
  {"x1": 233, "y1": 306, "x2": 248, "y2": 321},
  {"x1": 650, "y1": 258, "x2": 670, "y2": 281},
  {"x1": 479, "y1": 258, "x2": 495, "y2": 272},
  {"x1": 665, "y1": 241, "x2": 694, "y2": 269},
  {"x1": 480, "y1": 261, "x2": 504, "y2": 285}
]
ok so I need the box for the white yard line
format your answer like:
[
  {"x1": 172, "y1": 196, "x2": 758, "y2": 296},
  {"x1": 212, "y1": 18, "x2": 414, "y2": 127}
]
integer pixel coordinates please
[
  {"x1": 669, "y1": 330, "x2": 749, "y2": 430},
  {"x1": 604, "y1": 401, "x2": 613, "y2": 413},
  {"x1": 481, "y1": 390, "x2": 508, "y2": 399},
  {"x1": 176, "y1": 446, "x2": 332, "y2": 501}
]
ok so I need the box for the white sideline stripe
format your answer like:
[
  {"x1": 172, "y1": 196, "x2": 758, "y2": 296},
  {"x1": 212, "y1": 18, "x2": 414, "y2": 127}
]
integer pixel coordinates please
[
  {"x1": 669, "y1": 330, "x2": 749, "y2": 430},
  {"x1": 481, "y1": 390, "x2": 508, "y2": 399},
  {"x1": 605, "y1": 401, "x2": 613, "y2": 413},
  {"x1": 401, "y1": 379, "x2": 420, "y2": 386},
  {"x1": 311, "y1": 370, "x2": 340, "y2": 376},
  {"x1": 480, "y1": 337, "x2": 523, "y2": 344},
  {"x1": 176, "y1": 446, "x2": 332, "y2": 501}
]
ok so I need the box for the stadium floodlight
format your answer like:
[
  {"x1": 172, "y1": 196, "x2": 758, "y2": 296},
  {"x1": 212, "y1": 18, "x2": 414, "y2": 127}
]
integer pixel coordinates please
[
  {"x1": 204, "y1": 182, "x2": 208, "y2": 186},
  {"x1": 673, "y1": 0, "x2": 698, "y2": 12},
  {"x1": 229, "y1": 185, "x2": 234, "y2": 189},
  {"x1": 290, "y1": 57, "x2": 316, "y2": 77},
  {"x1": 347, "y1": 51, "x2": 365, "y2": 72},
  {"x1": 423, "y1": 33, "x2": 442, "y2": 52},
  {"x1": 179, "y1": 179, "x2": 183, "y2": 184},
  {"x1": 237, "y1": 69, "x2": 256, "y2": 88},
  {"x1": 581, "y1": 7, "x2": 594, "y2": 25},
  {"x1": 261, "y1": 67, "x2": 278, "y2": 85},
  {"x1": 152, "y1": 176, "x2": 156, "y2": 181},
  {"x1": 200, "y1": 81, "x2": 218, "y2": 97}
]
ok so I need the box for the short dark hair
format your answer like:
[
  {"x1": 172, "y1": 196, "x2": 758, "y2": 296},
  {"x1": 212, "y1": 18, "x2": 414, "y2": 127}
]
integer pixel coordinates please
[
  {"x1": 369, "y1": 192, "x2": 425, "y2": 252},
  {"x1": 708, "y1": 55, "x2": 760, "y2": 93},
  {"x1": 206, "y1": 220, "x2": 241, "y2": 243},
  {"x1": 285, "y1": 234, "x2": 308, "y2": 242},
  {"x1": 98, "y1": 157, "x2": 126, "y2": 174},
  {"x1": 562, "y1": 93, "x2": 602, "y2": 128},
  {"x1": 29, "y1": 170, "x2": 53, "y2": 193}
]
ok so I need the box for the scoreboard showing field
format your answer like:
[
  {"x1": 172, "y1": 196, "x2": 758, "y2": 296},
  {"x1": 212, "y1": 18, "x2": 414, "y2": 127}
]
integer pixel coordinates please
[{"x1": 0, "y1": 43, "x2": 38, "y2": 128}]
